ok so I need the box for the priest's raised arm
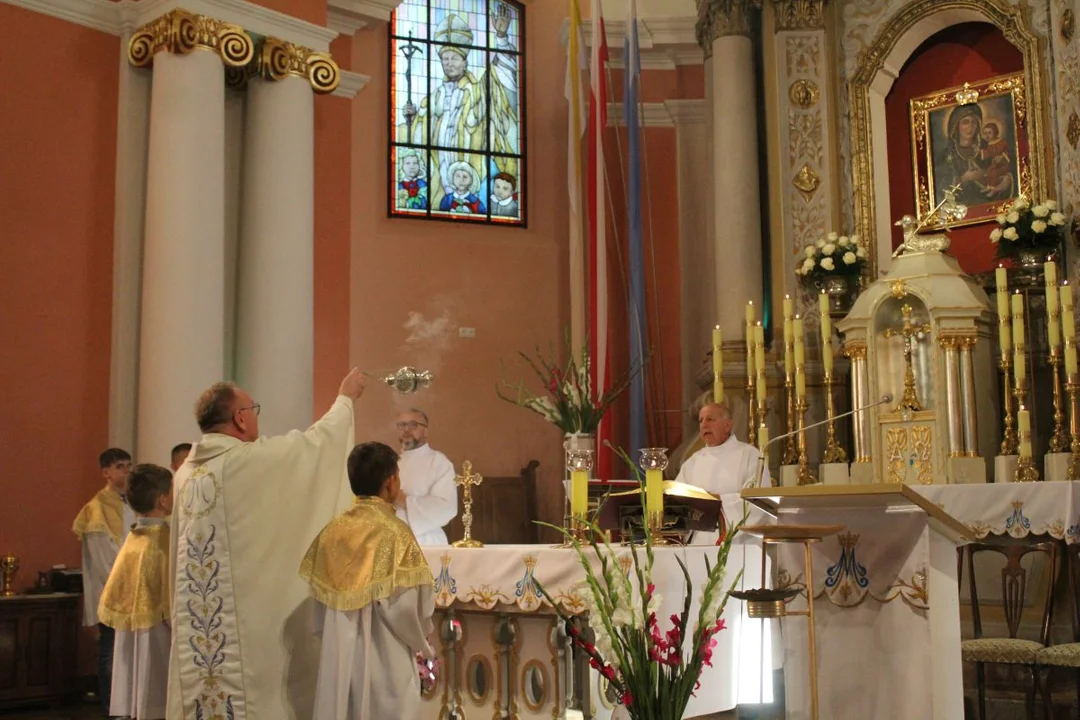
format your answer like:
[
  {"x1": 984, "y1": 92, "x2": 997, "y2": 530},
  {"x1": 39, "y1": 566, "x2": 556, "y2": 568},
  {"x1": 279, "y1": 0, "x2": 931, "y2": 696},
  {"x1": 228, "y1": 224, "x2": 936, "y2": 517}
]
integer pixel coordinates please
[{"x1": 165, "y1": 369, "x2": 366, "y2": 720}]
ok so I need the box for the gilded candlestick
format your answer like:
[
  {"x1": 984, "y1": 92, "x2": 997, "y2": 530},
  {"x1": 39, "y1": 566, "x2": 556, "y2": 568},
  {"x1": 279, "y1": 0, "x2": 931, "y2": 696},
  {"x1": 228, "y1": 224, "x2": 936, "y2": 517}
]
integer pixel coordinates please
[
  {"x1": 796, "y1": 397, "x2": 816, "y2": 485},
  {"x1": 1067, "y1": 378, "x2": 1080, "y2": 480},
  {"x1": 782, "y1": 375, "x2": 797, "y2": 464},
  {"x1": 1000, "y1": 355, "x2": 1019, "y2": 455},
  {"x1": 1050, "y1": 349, "x2": 1069, "y2": 452},
  {"x1": 1015, "y1": 434, "x2": 1040, "y2": 482},
  {"x1": 0, "y1": 555, "x2": 18, "y2": 597},
  {"x1": 746, "y1": 376, "x2": 757, "y2": 448},
  {"x1": 821, "y1": 372, "x2": 848, "y2": 464}
]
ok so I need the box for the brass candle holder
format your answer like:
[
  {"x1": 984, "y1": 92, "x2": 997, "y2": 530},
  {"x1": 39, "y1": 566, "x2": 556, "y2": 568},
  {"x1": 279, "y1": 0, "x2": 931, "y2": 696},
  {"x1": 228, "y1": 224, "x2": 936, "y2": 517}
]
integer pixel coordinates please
[
  {"x1": 795, "y1": 397, "x2": 816, "y2": 485},
  {"x1": 999, "y1": 355, "x2": 1019, "y2": 455},
  {"x1": 1067, "y1": 376, "x2": 1080, "y2": 481},
  {"x1": 1015, "y1": 435, "x2": 1040, "y2": 482},
  {"x1": 1049, "y1": 348, "x2": 1070, "y2": 452},
  {"x1": 746, "y1": 374, "x2": 757, "y2": 448},
  {"x1": 821, "y1": 371, "x2": 848, "y2": 464},
  {"x1": 1, "y1": 555, "x2": 19, "y2": 597},
  {"x1": 782, "y1": 374, "x2": 797, "y2": 465},
  {"x1": 451, "y1": 462, "x2": 484, "y2": 548}
]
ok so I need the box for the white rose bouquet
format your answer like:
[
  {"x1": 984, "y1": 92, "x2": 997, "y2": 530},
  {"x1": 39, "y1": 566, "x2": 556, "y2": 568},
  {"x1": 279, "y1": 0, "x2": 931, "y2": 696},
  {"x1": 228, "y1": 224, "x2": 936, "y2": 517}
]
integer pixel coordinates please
[
  {"x1": 989, "y1": 197, "x2": 1067, "y2": 261},
  {"x1": 795, "y1": 231, "x2": 868, "y2": 284}
]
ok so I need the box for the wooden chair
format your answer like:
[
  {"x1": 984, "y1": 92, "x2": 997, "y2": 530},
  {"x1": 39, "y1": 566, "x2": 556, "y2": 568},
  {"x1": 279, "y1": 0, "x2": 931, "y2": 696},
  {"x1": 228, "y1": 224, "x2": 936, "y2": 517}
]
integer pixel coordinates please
[
  {"x1": 1036, "y1": 541, "x2": 1080, "y2": 717},
  {"x1": 963, "y1": 540, "x2": 1059, "y2": 720},
  {"x1": 445, "y1": 460, "x2": 539, "y2": 544}
]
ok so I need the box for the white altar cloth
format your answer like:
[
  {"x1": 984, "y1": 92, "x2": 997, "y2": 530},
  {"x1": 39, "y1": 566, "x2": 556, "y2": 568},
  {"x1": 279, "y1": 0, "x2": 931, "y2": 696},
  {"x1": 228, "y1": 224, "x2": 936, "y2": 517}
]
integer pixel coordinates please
[
  {"x1": 422, "y1": 535, "x2": 772, "y2": 717},
  {"x1": 916, "y1": 482, "x2": 1080, "y2": 542}
]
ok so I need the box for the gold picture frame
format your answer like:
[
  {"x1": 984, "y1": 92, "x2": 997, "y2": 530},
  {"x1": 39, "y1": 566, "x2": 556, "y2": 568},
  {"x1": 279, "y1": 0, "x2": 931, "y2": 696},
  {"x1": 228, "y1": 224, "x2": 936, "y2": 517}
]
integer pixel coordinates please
[{"x1": 909, "y1": 72, "x2": 1030, "y2": 228}]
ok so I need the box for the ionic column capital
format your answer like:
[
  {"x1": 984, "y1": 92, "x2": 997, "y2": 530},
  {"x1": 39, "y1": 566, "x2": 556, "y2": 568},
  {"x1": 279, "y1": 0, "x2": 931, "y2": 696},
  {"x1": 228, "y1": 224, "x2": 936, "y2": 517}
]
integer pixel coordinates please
[
  {"x1": 695, "y1": 0, "x2": 762, "y2": 51},
  {"x1": 128, "y1": 10, "x2": 254, "y2": 69},
  {"x1": 772, "y1": 0, "x2": 827, "y2": 32},
  {"x1": 225, "y1": 38, "x2": 341, "y2": 95}
]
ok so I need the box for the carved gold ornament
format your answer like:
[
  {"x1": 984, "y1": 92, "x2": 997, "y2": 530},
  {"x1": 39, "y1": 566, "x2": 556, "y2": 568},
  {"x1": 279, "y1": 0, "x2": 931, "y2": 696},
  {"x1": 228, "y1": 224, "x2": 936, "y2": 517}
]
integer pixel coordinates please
[
  {"x1": 260, "y1": 38, "x2": 340, "y2": 94},
  {"x1": 792, "y1": 163, "x2": 821, "y2": 201},
  {"x1": 789, "y1": 78, "x2": 820, "y2": 108},
  {"x1": 890, "y1": 279, "x2": 907, "y2": 299},
  {"x1": 696, "y1": 0, "x2": 764, "y2": 52},
  {"x1": 1068, "y1": 110, "x2": 1080, "y2": 150},
  {"x1": 128, "y1": 10, "x2": 254, "y2": 68},
  {"x1": 953, "y1": 82, "x2": 979, "y2": 105},
  {"x1": 774, "y1": 0, "x2": 826, "y2": 32}
]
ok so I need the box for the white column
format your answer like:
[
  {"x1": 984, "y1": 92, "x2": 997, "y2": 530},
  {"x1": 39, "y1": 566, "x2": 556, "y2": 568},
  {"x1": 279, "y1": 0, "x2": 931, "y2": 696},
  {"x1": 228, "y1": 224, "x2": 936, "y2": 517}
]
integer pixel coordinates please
[
  {"x1": 236, "y1": 43, "x2": 335, "y2": 434},
  {"x1": 108, "y1": 31, "x2": 152, "y2": 450},
  {"x1": 701, "y1": 3, "x2": 763, "y2": 337},
  {"x1": 137, "y1": 49, "x2": 229, "y2": 464}
]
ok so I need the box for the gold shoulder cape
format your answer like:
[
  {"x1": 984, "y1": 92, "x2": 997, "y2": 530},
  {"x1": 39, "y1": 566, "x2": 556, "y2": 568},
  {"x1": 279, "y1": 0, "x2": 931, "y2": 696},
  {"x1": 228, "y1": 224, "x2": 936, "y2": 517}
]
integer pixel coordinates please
[
  {"x1": 97, "y1": 523, "x2": 171, "y2": 631},
  {"x1": 72, "y1": 487, "x2": 124, "y2": 544},
  {"x1": 300, "y1": 497, "x2": 433, "y2": 612}
]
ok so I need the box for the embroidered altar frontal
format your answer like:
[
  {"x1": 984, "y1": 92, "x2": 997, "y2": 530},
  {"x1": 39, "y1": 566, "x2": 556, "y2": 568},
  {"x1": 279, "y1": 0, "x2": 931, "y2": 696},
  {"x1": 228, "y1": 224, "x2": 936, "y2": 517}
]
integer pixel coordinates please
[{"x1": 419, "y1": 543, "x2": 762, "y2": 719}]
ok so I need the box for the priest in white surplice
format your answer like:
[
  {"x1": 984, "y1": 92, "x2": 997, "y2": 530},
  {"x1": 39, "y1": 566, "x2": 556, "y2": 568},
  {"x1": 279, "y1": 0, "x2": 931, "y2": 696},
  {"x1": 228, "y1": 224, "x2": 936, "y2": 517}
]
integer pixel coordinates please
[
  {"x1": 394, "y1": 408, "x2": 458, "y2": 545},
  {"x1": 675, "y1": 401, "x2": 775, "y2": 709},
  {"x1": 166, "y1": 369, "x2": 367, "y2": 720},
  {"x1": 300, "y1": 441, "x2": 435, "y2": 720}
]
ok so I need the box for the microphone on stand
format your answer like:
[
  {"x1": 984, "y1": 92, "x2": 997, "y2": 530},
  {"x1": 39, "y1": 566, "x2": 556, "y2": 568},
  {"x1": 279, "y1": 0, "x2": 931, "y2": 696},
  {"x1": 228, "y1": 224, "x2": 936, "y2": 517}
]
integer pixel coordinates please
[{"x1": 750, "y1": 394, "x2": 894, "y2": 489}]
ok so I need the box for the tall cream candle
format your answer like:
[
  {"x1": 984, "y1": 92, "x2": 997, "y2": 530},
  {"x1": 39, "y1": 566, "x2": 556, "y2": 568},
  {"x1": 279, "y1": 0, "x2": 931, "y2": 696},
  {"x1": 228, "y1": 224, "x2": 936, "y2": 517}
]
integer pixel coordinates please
[
  {"x1": 712, "y1": 325, "x2": 723, "y2": 403},
  {"x1": 1046, "y1": 262, "x2": 1061, "y2": 349},
  {"x1": 794, "y1": 315, "x2": 806, "y2": 398},
  {"x1": 1012, "y1": 291, "x2": 1026, "y2": 386},
  {"x1": 754, "y1": 323, "x2": 766, "y2": 408},
  {"x1": 819, "y1": 292, "x2": 833, "y2": 374},
  {"x1": 996, "y1": 265, "x2": 1011, "y2": 354}
]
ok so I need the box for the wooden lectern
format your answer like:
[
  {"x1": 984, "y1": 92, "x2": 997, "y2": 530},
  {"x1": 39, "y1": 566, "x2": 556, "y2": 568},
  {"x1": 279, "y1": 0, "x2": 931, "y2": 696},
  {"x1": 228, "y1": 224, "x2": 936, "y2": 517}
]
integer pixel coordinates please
[{"x1": 740, "y1": 484, "x2": 971, "y2": 720}]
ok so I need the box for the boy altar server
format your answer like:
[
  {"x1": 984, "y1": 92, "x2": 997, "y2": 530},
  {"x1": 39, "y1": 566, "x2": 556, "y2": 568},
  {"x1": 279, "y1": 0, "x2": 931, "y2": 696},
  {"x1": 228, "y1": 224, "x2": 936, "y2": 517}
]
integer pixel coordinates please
[
  {"x1": 300, "y1": 441, "x2": 435, "y2": 720},
  {"x1": 98, "y1": 464, "x2": 173, "y2": 720}
]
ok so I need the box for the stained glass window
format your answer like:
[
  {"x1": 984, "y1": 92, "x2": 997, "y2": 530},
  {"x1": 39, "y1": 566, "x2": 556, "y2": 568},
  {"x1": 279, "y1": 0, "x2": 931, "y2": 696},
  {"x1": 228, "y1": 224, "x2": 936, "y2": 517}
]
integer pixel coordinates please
[{"x1": 390, "y1": 0, "x2": 525, "y2": 226}]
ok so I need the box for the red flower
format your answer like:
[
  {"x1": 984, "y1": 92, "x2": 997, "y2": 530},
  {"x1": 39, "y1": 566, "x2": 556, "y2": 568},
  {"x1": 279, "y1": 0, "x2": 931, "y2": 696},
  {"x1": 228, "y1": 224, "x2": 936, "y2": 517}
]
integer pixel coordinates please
[{"x1": 621, "y1": 692, "x2": 633, "y2": 706}]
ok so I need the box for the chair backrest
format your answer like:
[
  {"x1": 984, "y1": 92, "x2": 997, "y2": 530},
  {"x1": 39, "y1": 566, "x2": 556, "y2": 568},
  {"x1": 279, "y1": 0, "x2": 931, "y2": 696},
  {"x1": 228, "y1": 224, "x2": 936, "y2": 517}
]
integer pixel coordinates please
[
  {"x1": 1065, "y1": 542, "x2": 1080, "y2": 642},
  {"x1": 967, "y1": 540, "x2": 1059, "y2": 645}
]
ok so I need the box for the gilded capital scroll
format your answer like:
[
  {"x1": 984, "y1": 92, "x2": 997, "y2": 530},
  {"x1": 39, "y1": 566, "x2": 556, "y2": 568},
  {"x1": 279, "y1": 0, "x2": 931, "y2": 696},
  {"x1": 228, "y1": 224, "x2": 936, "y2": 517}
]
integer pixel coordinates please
[
  {"x1": 695, "y1": 0, "x2": 763, "y2": 52},
  {"x1": 128, "y1": 10, "x2": 254, "y2": 69},
  {"x1": 773, "y1": 0, "x2": 826, "y2": 32},
  {"x1": 258, "y1": 38, "x2": 341, "y2": 94}
]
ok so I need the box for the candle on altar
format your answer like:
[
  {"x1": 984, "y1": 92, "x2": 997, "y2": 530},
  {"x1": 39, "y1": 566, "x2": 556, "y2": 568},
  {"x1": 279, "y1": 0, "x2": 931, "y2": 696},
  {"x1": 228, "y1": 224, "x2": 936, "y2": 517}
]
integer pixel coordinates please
[
  {"x1": 1017, "y1": 406, "x2": 1031, "y2": 458},
  {"x1": 996, "y1": 265, "x2": 1012, "y2": 354},
  {"x1": 758, "y1": 423, "x2": 769, "y2": 453},
  {"x1": 571, "y1": 469, "x2": 588, "y2": 521},
  {"x1": 819, "y1": 292, "x2": 833, "y2": 374},
  {"x1": 754, "y1": 323, "x2": 766, "y2": 407},
  {"x1": 745, "y1": 302, "x2": 756, "y2": 384},
  {"x1": 1046, "y1": 262, "x2": 1061, "y2": 349},
  {"x1": 645, "y1": 467, "x2": 663, "y2": 519},
  {"x1": 1064, "y1": 283, "x2": 1078, "y2": 376},
  {"x1": 712, "y1": 325, "x2": 723, "y2": 403},
  {"x1": 794, "y1": 315, "x2": 806, "y2": 398},
  {"x1": 783, "y1": 295, "x2": 794, "y2": 375},
  {"x1": 1012, "y1": 291, "x2": 1026, "y2": 386}
]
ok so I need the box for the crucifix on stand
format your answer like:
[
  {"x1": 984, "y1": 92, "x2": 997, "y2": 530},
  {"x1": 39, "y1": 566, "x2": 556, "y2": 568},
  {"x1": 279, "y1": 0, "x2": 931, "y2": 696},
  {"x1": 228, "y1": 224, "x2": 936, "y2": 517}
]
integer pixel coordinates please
[
  {"x1": 451, "y1": 461, "x2": 484, "y2": 548},
  {"x1": 884, "y1": 304, "x2": 932, "y2": 414}
]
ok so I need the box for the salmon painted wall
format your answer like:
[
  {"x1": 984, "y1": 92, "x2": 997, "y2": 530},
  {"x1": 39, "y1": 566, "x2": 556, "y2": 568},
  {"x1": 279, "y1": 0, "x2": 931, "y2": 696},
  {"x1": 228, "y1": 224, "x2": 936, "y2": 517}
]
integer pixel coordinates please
[
  {"x1": 0, "y1": 5, "x2": 119, "y2": 675},
  {"x1": 346, "y1": 6, "x2": 569, "y2": 537},
  {"x1": 313, "y1": 35, "x2": 354, "y2": 414},
  {"x1": 246, "y1": 0, "x2": 327, "y2": 25}
]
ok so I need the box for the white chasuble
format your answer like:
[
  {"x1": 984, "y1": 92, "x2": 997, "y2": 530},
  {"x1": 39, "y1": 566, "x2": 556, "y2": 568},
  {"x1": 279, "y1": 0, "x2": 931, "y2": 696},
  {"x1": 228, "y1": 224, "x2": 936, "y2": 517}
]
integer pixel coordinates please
[
  {"x1": 397, "y1": 444, "x2": 458, "y2": 546},
  {"x1": 166, "y1": 396, "x2": 355, "y2": 720}
]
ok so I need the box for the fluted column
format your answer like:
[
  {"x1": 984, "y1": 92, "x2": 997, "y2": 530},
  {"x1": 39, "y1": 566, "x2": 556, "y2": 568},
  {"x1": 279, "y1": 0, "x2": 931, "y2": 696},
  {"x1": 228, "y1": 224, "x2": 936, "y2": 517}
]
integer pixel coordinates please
[
  {"x1": 847, "y1": 343, "x2": 869, "y2": 462},
  {"x1": 697, "y1": 0, "x2": 763, "y2": 337},
  {"x1": 942, "y1": 338, "x2": 963, "y2": 457},
  {"x1": 234, "y1": 40, "x2": 339, "y2": 434},
  {"x1": 129, "y1": 11, "x2": 253, "y2": 463},
  {"x1": 959, "y1": 336, "x2": 979, "y2": 456}
]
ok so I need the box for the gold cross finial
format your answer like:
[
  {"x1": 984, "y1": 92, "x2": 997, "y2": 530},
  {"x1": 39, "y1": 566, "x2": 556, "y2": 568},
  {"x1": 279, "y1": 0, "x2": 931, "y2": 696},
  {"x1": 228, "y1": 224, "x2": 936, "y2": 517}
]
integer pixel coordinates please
[
  {"x1": 452, "y1": 461, "x2": 484, "y2": 548},
  {"x1": 884, "y1": 304, "x2": 932, "y2": 412}
]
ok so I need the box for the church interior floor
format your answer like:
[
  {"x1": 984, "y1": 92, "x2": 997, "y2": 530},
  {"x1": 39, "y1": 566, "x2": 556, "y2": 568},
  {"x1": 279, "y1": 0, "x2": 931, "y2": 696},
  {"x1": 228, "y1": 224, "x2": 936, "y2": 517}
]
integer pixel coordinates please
[{"x1": 0, "y1": 706, "x2": 103, "y2": 720}]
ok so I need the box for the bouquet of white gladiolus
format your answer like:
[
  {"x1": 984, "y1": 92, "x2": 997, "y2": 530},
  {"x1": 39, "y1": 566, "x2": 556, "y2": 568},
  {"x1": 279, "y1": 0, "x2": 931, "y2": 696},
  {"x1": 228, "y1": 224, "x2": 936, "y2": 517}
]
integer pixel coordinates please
[
  {"x1": 795, "y1": 232, "x2": 868, "y2": 283},
  {"x1": 989, "y1": 196, "x2": 1067, "y2": 261}
]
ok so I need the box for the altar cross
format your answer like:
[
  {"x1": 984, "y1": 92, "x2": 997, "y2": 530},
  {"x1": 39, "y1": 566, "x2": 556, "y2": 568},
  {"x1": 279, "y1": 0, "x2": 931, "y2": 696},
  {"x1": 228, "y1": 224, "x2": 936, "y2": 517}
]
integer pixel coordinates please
[
  {"x1": 884, "y1": 304, "x2": 932, "y2": 413},
  {"x1": 451, "y1": 461, "x2": 484, "y2": 548}
]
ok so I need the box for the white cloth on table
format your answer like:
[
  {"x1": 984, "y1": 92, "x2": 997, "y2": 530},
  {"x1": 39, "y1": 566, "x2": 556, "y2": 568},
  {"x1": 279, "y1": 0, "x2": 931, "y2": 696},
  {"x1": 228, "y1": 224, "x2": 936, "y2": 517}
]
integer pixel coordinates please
[
  {"x1": 111, "y1": 622, "x2": 171, "y2": 719},
  {"x1": 397, "y1": 444, "x2": 458, "y2": 546},
  {"x1": 312, "y1": 586, "x2": 435, "y2": 720},
  {"x1": 166, "y1": 395, "x2": 355, "y2": 720}
]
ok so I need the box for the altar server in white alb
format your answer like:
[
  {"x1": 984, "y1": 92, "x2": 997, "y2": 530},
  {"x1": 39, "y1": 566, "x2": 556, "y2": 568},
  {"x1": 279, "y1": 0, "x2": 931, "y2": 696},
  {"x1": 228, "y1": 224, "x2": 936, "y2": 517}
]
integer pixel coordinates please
[
  {"x1": 301, "y1": 441, "x2": 435, "y2": 720},
  {"x1": 166, "y1": 369, "x2": 366, "y2": 720},
  {"x1": 394, "y1": 408, "x2": 458, "y2": 545},
  {"x1": 98, "y1": 463, "x2": 173, "y2": 720}
]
